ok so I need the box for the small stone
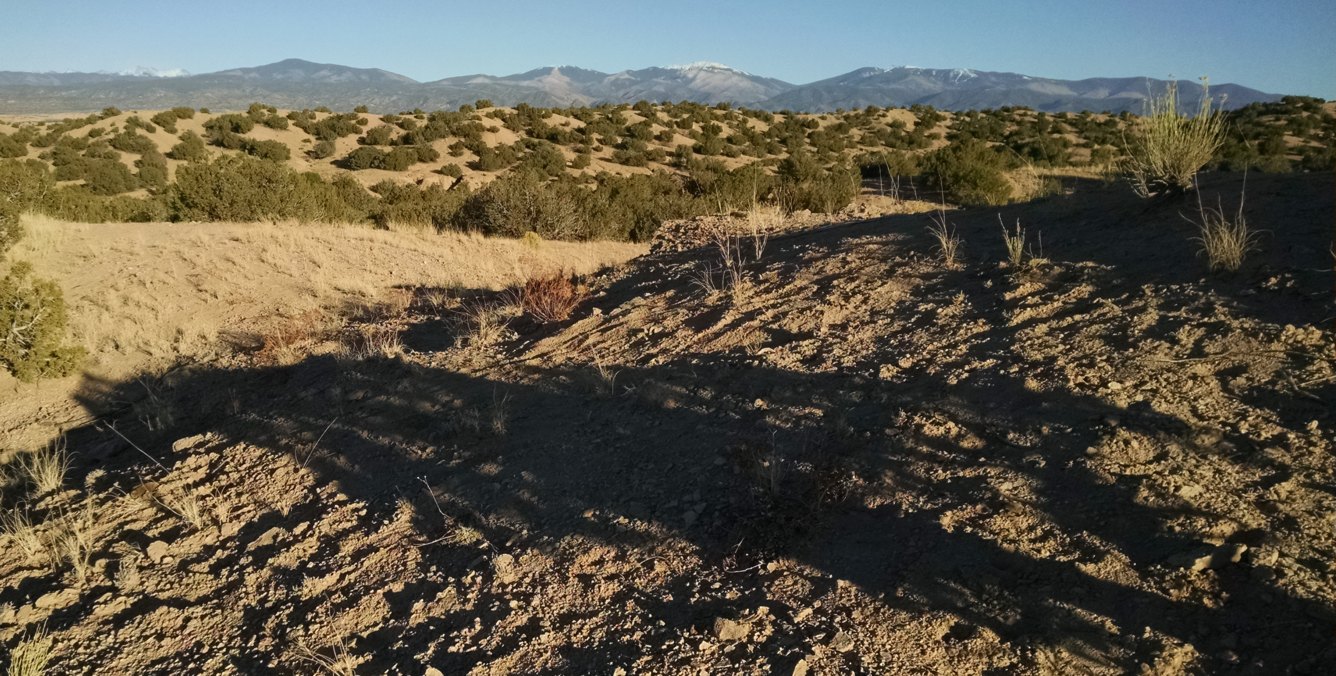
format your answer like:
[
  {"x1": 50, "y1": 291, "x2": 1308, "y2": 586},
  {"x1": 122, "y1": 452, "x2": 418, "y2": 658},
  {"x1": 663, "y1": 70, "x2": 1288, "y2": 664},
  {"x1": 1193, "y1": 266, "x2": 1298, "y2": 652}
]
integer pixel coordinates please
[
  {"x1": 425, "y1": 669, "x2": 444, "y2": 676},
  {"x1": 794, "y1": 607, "x2": 813, "y2": 622},
  {"x1": 830, "y1": 631, "x2": 855, "y2": 652},
  {"x1": 1107, "y1": 381, "x2": 1123, "y2": 391},
  {"x1": 171, "y1": 435, "x2": 207, "y2": 452},
  {"x1": 1178, "y1": 484, "x2": 1203, "y2": 499},
  {"x1": 713, "y1": 617, "x2": 750, "y2": 642},
  {"x1": 1104, "y1": 416, "x2": 1121, "y2": 427},
  {"x1": 146, "y1": 540, "x2": 170, "y2": 564},
  {"x1": 792, "y1": 659, "x2": 809, "y2": 676},
  {"x1": 1191, "y1": 543, "x2": 1248, "y2": 571},
  {"x1": 35, "y1": 588, "x2": 78, "y2": 610}
]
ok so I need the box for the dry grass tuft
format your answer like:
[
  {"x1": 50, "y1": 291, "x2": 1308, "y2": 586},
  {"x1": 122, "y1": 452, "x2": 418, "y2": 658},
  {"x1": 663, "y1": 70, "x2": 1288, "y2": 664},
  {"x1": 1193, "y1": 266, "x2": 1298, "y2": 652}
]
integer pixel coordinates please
[
  {"x1": 290, "y1": 632, "x2": 365, "y2": 676},
  {"x1": 1, "y1": 507, "x2": 45, "y2": 563},
  {"x1": 256, "y1": 310, "x2": 339, "y2": 364},
  {"x1": 744, "y1": 204, "x2": 783, "y2": 260},
  {"x1": 458, "y1": 302, "x2": 512, "y2": 349},
  {"x1": 158, "y1": 487, "x2": 212, "y2": 530},
  {"x1": 1190, "y1": 189, "x2": 1260, "y2": 273},
  {"x1": 47, "y1": 499, "x2": 97, "y2": 582},
  {"x1": 589, "y1": 348, "x2": 620, "y2": 397},
  {"x1": 18, "y1": 437, "x2": 69, "y2": 495},
  {"x1": 340, "y1": 324, "x2": 403, "y2": 359},
  {"x1": 490, "y1": 390, "x2": 511, "y2": 436},
  {"x1": 1124, "y1": 78, "x2": 1226, "y2": 197},
  {"x1": 926, "y1": 210, "x2": 963, "y2": 267},
  {"x1": 521, "y1": 272, "x2": 583, "y2": 322},
  {"x1": 7, "y1": 625, "x2": 54, "y2": 676}
]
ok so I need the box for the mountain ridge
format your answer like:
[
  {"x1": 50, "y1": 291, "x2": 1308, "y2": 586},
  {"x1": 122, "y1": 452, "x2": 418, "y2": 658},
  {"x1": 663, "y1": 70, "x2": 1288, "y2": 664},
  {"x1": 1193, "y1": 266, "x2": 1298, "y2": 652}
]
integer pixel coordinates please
[{"x1": 0, "y1": 58, "x2": 1287, "y2": 115}]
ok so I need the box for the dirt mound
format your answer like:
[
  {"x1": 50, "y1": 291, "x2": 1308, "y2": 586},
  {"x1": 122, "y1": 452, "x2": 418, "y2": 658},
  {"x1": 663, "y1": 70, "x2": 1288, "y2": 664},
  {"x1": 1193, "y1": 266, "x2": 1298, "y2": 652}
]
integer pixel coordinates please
[{"x1": 1, "y1": 172, "x2": 1332, "y2": 675}]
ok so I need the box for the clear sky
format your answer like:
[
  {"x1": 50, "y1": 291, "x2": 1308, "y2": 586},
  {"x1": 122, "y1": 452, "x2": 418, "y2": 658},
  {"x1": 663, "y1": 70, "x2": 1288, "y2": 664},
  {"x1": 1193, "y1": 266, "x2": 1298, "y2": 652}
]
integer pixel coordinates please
[{"x1": 2, "y1": 0, "x2": 1332, "y2": 97}]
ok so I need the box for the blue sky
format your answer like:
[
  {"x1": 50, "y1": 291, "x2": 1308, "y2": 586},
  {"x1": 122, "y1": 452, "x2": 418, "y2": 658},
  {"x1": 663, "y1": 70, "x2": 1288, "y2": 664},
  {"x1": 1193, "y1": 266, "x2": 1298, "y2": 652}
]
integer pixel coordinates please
[{"x1": 3, "y1": 0, "x2": 1332, "y2": 97}]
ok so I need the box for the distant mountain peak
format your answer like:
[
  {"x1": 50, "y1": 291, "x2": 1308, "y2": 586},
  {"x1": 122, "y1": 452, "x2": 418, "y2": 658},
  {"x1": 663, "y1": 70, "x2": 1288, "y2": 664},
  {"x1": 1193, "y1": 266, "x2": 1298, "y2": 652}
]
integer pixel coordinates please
[
  {"x1": 0, "y1": 60, "x2": 1284, "y2": 115},
  {"x1": 115, "y1": 66, "x2": 191, "y2": 78},
  {"x1": 667, "y1": 62, "x2": 751, "y2": 76}
]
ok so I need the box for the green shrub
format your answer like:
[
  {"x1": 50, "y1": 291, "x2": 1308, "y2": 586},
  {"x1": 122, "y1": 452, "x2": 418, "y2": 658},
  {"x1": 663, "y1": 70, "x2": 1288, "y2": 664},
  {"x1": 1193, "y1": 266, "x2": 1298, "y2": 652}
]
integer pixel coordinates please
[
  {"x1": 921, "y1": 138, "x2": 1013, "y2": 206},
  {"x1": 150, "y1": 111, "x2": 180, "y2": 134},
  {"x1": 168, "y1": 154, "x2": 302, "y2": 221},
  {"x1": 354, "y1": 105, "x2": 369, "y2": 114},
  {"x1": 518, "y1": 142, "x2": 568, "y2": 177},
  {"x1": 475, "y1": 100, "x2": 493, "y2": 110},
  {"x1": 198, "y1": 107, "x2": 211, "y2": 114},
  {"x1": 370, "y1": 180, "x2": 470, "y2": 228},
  {"x1": 0, "y1": 200, "x2": 21, "y2": 259},
  {"x1": 687, "y1": 160, "x2": 776, "y2": 212},
  {"x1": 346, "y1": 146, "x2": 388, "y2": 170},
  {"x1": 438, "y1": 163, "x2": 464, "y2": 179},
  {"x1": 243, "y1": 139, "x2": 291, "y2": 162},
  {"x1": 0, "y1": 262, "x2": 87, "y2": 382},
  {"x1": 0, "y1": 134, "x2": 29, "y2": 159},
  {"x1": 83, "y1": 159, "x2": 139, "y2": 195},
  {"x1": 0, "y1": 159, "x2": 56, "y2": 215},
  {"x1": 381, "y1": 147, "x2": 419, "y2": 171},
  {"x1": 308, "y1": 140, "x2": 336, "y2": 159},
  {"x1": 261, "y1": 114, "x2": 289, "y2": 130},
  {"x1": 38, "y1": 186, "x2": 168, "y2": 223},
  {"x1": 169, "y1": 131, "x2": 209, "y2": 162},
  {"x1": 101, "y1": 107, "x2": 122, "y2": 119},
  {"x1": 108, "y1": 130, "x2": 157, "y2": 154},
  {"x1": 360, "y1": 125, "x2": 398, "y2": 146},
  {"x1": 775, "y1": 149, "x2": 861, "y2": 213},
  {"x1": 136, "y1": 150, "x2": 169, "y2": 188},
  {"x1": 570, "y1": 152, "x2": 591, "y2": 170},
  {"x1": 452, "y1": 170, "x2": 583, "y2": 239}
]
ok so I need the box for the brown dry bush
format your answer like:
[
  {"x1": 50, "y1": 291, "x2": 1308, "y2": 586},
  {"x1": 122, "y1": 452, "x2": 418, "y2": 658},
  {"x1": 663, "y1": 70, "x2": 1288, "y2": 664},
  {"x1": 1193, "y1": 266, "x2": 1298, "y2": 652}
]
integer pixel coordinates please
[
  {"x1": 255, "y1": 310, "x2": 338, "y2": 364},
  {"x1": 521, "y1": 272, "x2": 584, "y2": 322}
]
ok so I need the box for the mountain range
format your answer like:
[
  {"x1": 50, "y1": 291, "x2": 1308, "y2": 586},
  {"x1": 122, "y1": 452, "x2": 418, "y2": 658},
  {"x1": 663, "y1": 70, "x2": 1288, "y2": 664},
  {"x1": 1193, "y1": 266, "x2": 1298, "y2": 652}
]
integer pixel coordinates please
[{"x1": 0, "y1": 58, "x2": 1284, "y2": 115}]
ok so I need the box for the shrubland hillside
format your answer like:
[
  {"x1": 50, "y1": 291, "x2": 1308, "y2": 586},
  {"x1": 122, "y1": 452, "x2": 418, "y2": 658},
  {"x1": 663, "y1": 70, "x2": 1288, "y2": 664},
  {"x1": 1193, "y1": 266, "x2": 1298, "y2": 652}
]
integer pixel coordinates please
[{"x1": 0, "y1": 96, "x2": 1330, "y2": 242}]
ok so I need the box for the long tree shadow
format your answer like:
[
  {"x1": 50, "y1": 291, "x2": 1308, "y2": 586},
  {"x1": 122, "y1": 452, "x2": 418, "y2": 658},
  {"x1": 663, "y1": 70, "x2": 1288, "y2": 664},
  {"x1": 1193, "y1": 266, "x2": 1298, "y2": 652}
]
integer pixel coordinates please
[{"x1": 26, "y1": 170, "x2": 1333, "y2": 674}]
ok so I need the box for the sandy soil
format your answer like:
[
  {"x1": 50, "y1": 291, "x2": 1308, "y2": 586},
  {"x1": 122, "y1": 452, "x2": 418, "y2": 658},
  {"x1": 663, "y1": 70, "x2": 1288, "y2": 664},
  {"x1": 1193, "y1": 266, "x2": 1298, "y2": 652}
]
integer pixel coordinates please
[{"x1": 0, "y1": 172, "x2": 1332, "y2": 675}]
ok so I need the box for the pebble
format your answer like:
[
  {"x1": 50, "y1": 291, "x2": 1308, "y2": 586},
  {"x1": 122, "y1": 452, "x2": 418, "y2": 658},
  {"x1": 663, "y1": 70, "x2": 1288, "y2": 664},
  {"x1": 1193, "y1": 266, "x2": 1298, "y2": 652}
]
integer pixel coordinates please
[
  {"x1": 147, "y1": 540, "x2": 170, "y2": 564},
  {"x1": 713, "y1": 617, "x2": 750, "y2": 642}
]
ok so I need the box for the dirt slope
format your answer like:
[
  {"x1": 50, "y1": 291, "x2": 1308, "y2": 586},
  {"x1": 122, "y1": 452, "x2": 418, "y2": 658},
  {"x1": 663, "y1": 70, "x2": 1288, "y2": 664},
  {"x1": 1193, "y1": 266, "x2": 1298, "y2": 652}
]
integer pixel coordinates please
[
  {"x1": 0, "y1": 217, "x2": 643, "y2": 453},
  {"x1": 0, "y1": 172, "x2": 1332, "y2": 675}
]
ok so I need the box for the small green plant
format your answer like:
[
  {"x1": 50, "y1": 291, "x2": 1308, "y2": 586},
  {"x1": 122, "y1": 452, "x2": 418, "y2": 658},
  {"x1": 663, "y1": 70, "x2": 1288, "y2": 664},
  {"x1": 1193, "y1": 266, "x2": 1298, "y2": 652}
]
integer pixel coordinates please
[
  {"x1": 1000, "y1": 215, "x2": 1026, "y2": 267},
  {"x1": 1124, "y1": 78, "x2": 1227, "y2": 197}
]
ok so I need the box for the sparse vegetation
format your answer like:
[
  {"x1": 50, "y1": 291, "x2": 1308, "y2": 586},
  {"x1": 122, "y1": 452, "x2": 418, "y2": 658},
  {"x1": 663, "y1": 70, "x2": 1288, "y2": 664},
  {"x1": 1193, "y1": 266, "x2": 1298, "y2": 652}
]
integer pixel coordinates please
[
  {"x1": 521, "y1": 272, "x2": 583, "y2": 321},
  {"x1": 6, "y1": 626, "x2": 54, "y2": 676},
  {"x1": 1000, "y1": 215, "x2": 1027, "y2": 267},
  {"x1": 1190, "y1": 186, "x2": 1260, "y2": 272},
  {"x1": 927, "y1": 210, "x2": 963, "y2": 266},
  {"x1": 1123, "y1": 79, "x2": 1227, "y2": 197},
  {"x1": 0, "y1": 262, "x2": 87, "y2": 382}
]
